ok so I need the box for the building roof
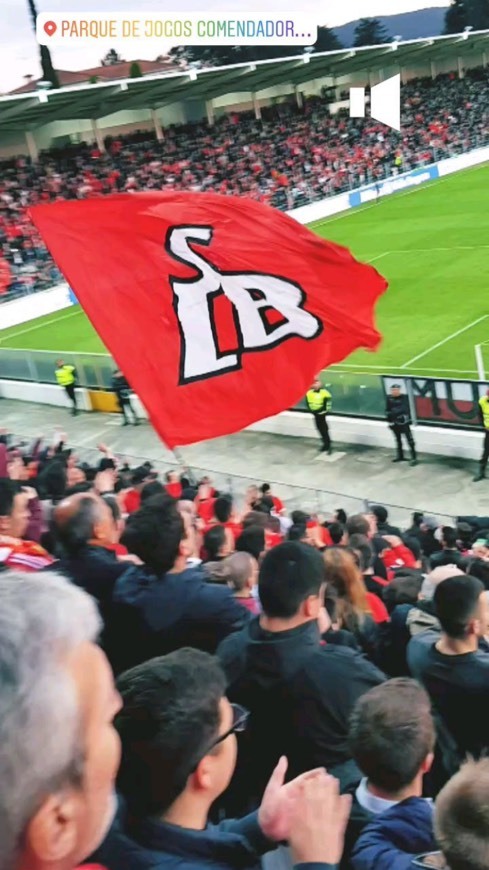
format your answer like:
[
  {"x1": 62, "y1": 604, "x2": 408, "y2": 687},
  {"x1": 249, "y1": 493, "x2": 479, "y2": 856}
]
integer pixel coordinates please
[
  {"x1": 1, "y1": 29, "x2": 488, "y2": 134},
  {"x1": 8, "y1": 58, "x2": 177, "y2": 95}
]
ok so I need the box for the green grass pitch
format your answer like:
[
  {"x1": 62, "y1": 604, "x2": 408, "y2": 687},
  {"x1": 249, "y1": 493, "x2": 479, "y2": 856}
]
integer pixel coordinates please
[{"x1": 1, "y1": 163, "x2": 488, "y2": 379}]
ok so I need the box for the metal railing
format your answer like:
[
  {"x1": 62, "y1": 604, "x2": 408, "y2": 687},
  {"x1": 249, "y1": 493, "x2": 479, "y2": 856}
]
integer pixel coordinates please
[{"x1": 9, "y1": 437, "x2": 455, "y2": 528}]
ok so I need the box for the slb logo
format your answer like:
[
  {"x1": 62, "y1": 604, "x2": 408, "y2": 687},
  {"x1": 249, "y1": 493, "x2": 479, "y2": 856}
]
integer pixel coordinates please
[
  {"x1": 349, "y1": 74, "x2": 401, "y2": 131},
  {"x1": 167, "y1": 225, "x2": 322, "y2": 384}
]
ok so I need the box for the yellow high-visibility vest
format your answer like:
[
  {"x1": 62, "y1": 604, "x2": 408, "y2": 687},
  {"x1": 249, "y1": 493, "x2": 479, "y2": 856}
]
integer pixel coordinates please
[
  {"x1": 479, "y1": 396, "x2": 489, "y2": 429},
  {"x1": 306, "y1": 388, "x2": 332, "y2": 413},
  {"x1": 55, "y1": 365, "x2": 76, "y2": 387}
]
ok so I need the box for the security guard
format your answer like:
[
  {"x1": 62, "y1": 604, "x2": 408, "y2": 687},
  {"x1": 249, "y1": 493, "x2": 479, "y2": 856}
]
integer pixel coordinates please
[
  {"x1": 54, "y1": 358, "x2": 78, "y2": 416},
  {"x1": 386, "y1": 383, "x2": 417, "y2": 466},
  {"x1": 306, "y1": 378, "x2": 332, "y2": 453},
  {"x1": 112, "y1": 368, "x2": 139, "y2": 426},
  {"x1": 474, "y1": 388, "x2": 489, "y2": 482}
]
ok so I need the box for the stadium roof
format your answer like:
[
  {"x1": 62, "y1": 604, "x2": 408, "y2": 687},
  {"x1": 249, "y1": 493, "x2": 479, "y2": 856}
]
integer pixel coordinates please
[{"x1": 1, "y1": 28, "x2": 489, "y2": 133}]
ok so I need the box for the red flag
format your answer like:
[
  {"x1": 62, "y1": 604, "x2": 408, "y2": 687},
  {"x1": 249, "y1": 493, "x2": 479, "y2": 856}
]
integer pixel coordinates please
[
  {"x1": 29, "y1": 193, "x2": 387, "y2": 448},
  {"x1": 0, "y1": 258, "x2": 11, "y2": 295}
]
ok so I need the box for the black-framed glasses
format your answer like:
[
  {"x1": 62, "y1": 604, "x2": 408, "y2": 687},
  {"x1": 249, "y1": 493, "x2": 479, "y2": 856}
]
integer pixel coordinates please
[
  {"x1": 190, "y1": 703, "x2": 250, "y2": 774},
  {"x1": 208, "y1": 703, "x2": 250, "y2": 752}
]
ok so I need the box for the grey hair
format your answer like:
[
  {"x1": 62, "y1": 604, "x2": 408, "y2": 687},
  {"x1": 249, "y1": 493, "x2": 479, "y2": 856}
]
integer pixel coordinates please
[
  {"x1": 0, "y1": 570, "x2": 102, "y2": 870},
  {"x1": 420, "y1": 565, "x2": 465, "y2": 600}
]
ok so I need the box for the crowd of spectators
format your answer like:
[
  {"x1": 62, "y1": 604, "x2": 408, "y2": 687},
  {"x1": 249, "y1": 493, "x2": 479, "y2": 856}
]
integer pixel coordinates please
[
  {"x1": 2, "y1": 424, "x2": 489, "y2": 869},
  {"x1": 1, "y1": 65, "x2": 488, "y2": 299}
]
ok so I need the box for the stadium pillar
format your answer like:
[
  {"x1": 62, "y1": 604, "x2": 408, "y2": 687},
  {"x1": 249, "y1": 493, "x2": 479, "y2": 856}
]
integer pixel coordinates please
[
  {"x1": 151, "y1": 109, "x2": 164, "y2": 141},
  {"x1": 91, "y1": 119, "x2": 105, "y2": 152},
  {"x1": 252, "y1": 93, "x2": 261, "y2": 121},
  {"x1": 430, "y1": 60, "x2": 437, "y2": 80},
  {"x1": 457, "y1": 56, "x2": 464, "y2": 79},
  {"x1": 206, "y1": 101, "x2": 215, "y2": 126},
  {"x1": 295, "y1": 87, "x2": 303, "y2": 109},
  {"x1": 25, "y1": 131, "x2": 38, "y2": 163}
]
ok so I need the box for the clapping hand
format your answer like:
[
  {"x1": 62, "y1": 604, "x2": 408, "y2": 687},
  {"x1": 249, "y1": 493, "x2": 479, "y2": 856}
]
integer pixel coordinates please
[
  {"x1": 258, "y1": 757, "x2": 334, "y2": 844},
  {"x1": 288, "y1": 771, "x2": 351, "y2": 865}
]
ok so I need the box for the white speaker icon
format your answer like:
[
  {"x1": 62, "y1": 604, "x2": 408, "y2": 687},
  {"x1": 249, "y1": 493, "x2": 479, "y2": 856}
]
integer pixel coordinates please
[{"x1": 349, "y1": 74, "x2": 401, "y2": 131}]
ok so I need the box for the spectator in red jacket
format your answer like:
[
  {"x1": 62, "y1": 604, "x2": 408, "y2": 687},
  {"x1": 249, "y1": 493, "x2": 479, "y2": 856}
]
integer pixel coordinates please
[
  {"x1": 165, "y1": 470, "x2": 183, "y2": 501},
  {"x1": 259, "y1": 483, "x2": 285, "y2": 515},
  {"x1": 0, "y1": 478, "x2": 53, "y2": 571},
  {"x1": 122, "y1": 466, "x2": 152, "y2": 514},
  {"x1": 379, "y1": 535, "x2": 418, "y2": 574}
]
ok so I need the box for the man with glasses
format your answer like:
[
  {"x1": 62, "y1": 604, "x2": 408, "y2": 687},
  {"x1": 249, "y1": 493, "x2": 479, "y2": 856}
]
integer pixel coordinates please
[{"x1": 92, "y1": 647, "x2": 349, "y2": 870}]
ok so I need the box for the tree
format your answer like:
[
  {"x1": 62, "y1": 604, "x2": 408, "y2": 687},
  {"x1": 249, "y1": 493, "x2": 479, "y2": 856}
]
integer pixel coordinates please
[
  {"x1": 26, "y1": 0, "x2": 59, "y2": 89},
  {"x1": 466, "y1": 0, "x2": 489, "y2": 30},
  {"x1": 444, "y1": 0, "x2": 489, "y2": 32},
  {"x1": 444, "y1": 0, "x2": 469, "y2": 33},
  {"x1": 353, "y1": 18, "x2": 390, "y2": 47},
  {"x1": 168, "y1": 26, "x2": 342, "y2": 67},
  {"x1": 101, "y1": 48, "x2": 123, "y2": 66},
  {"x1": 129, "y1": 61, "x2": 143, "y2": 78}
]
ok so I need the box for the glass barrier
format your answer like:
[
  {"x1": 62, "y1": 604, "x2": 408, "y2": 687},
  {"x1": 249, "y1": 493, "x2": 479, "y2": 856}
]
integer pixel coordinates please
[
  {"x1": 295, "y1": 370, "x2": 386, "y2": 418},
  {"x1": 1, "y1": 349, "x2": 483, "y2": 438}
]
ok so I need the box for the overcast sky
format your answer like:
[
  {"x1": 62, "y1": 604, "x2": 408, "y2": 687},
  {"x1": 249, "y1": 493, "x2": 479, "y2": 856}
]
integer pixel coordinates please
[{"x1": 2, "y1": 0, "x2": 449, "y2": 93}]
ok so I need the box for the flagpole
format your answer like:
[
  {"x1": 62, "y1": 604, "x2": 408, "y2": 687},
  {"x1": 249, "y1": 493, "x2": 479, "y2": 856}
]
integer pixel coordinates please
[{"x1": 171, "y1": 446, "x2": 197, "y2": 490}]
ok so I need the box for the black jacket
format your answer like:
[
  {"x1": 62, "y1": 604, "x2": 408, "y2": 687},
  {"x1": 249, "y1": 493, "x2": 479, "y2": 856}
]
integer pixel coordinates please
[
  {"x1": 377, "y1": 521, "x2": 402, "y2": 537},
  {"x1": 378, "y1": 600, "x2": 439, "y2": 677},
  {"x1": 386, "y1": 395, "x2": 411, "y2": 426},
  {"x1": 112, "y1": 373, "x2": 131, "y2": 402},
  {"x1": 50, "y1": 544, "x2": 129, "y2": 625},
  {"x1": 93, "y1": 802, "x2": 277, "y2": 870},
  {"x1": 429, "y1": 549, "x2": 465, "y2": 570},
  {"x1": 105, "y1": 564, "x2": 251, "y2": 674},
  {"x1": 216, "y1": 620, "x2": 384, "y2": 810}
]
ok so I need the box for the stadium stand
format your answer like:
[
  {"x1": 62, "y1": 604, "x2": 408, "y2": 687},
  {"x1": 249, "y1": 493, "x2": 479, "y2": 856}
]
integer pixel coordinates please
[
  {"x1": 1, "y1": 65, "x2": 488, "y2": 300},
  {"x1": 1, "y1": 424, "x2": 489, "y2": 869}
]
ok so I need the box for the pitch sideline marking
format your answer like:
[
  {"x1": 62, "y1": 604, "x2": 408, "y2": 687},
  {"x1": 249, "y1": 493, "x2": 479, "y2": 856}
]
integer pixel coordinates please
[
  {"x1": 366, "y1": 252, "x2": 392, "y2": 263},
  {"x1": 401, "y1": 315, "x2": 489, "y2": 369},
  {"x1": 329, "y1": 363, "x2": 478, "y2": 373},
  {"x1": 0, "y1": 307, "x2": 83, "y2": 344},
  {"x1": 389, "y1": 245, "x2": 489, "y2": 254}
]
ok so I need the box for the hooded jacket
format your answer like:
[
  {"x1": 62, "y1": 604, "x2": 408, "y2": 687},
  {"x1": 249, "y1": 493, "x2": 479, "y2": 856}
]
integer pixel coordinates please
[
  {"x1": 106, "y1": 564, "x2": 250, "y2": 674},
  {"x1": 217, "y1": 619, "x2": 384, "y2": 810},
  {"x1": 379, "y1": 601, "x2": 439, "y2": 677},
  {"x1": 351, "y1": 798, "x2": 435, "y2": 870}
]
